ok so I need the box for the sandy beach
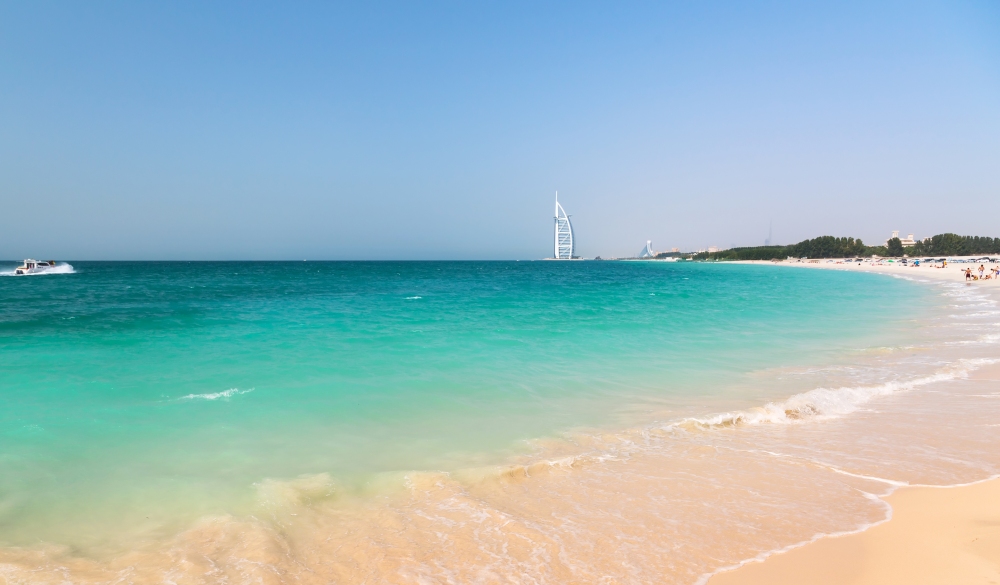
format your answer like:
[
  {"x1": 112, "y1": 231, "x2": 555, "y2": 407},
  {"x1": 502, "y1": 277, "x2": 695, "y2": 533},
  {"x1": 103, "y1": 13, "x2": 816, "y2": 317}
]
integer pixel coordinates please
[
  {"x1": 710, "y1": 477, "x2": 1000, "y2": 585},
  {"x1": 738, "y1": 256, "x2": 1000, "y2": 284},
  {"x1": 3, "y1": 259, "x2": 998, "y2": 584},
  {"x1": 711, "y1": 258, "x2": 1000, "y2": 585}
]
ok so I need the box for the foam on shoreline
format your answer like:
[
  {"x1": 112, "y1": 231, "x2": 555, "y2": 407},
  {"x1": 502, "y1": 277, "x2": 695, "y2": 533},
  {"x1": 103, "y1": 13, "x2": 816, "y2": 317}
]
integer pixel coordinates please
[
  {"x1": 697, "y1": 260, "x2": 1000, "y2": 584},
  {"x1": 707, "y1": 475, "x2": 1000, "y2": 585},
  {"x1": 2, "y1": 263, "x2": 998, "y2": 584}
]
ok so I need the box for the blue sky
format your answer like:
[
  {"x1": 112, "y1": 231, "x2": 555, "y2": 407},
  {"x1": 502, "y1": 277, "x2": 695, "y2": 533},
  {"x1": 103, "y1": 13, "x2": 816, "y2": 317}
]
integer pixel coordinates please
[{"x1": 1, "y1": 1, "x2": 998, "y2": 259}]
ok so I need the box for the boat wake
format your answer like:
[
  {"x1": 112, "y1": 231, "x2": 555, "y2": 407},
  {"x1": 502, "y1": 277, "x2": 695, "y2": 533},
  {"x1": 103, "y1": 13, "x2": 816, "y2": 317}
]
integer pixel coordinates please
[{"x1": 0, "y1": 262, "x2": 75, "y2": 276}]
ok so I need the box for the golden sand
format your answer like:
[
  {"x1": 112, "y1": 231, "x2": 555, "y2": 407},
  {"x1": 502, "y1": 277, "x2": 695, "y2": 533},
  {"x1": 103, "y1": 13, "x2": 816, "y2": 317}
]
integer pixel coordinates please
[
  {"x1": 709, "y1": 477, "x2": 1000, "y2": 585},
  {"x1": 710, "y1": 259, "x2": 1000, "y2": 585},
  {"x1": 1, "y1": 260, "x2": 997, "y2": 584}
]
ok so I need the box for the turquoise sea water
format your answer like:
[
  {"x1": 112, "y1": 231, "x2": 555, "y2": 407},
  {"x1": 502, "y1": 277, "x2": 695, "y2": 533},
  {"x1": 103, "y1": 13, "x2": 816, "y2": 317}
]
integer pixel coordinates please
[{"x1": 0, "y1": 261, "x2": 931, "y2": 550}]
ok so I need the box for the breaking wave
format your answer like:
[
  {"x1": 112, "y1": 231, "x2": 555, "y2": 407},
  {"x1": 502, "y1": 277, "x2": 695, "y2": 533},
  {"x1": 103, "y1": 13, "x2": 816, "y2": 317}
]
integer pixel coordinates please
[
  {"x1": 674, "y1": 358, "x2": 998, "y2": 430},
  {"x1": 947, "y1": 333, "x2": 1000, "y2": 345},
  {"x1": 2, "y1": 268, "x2": 999, "y2": 585}
]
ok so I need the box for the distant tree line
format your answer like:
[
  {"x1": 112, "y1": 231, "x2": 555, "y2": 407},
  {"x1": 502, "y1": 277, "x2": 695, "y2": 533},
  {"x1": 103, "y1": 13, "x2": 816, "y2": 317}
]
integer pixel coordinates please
[
  {"x1": 909, "y1": 234, "x2": 1000, "y2": 256},
  {"x1": 693, "y1": 233, "x2": 1000, "y2": 261}
]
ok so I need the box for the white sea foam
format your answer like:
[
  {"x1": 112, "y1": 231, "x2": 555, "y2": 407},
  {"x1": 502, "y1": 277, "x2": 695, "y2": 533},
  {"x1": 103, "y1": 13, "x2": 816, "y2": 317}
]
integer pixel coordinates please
[
  {"x1": 954, "y1": 311, "x2": 1000, "y2": 318},
  {"x1": 946, "y1": 333, "x2": 1000, "y2": 345},
  {"x1": 695, "y1": 472, "x2": 1000, "y2": 585},
  {"x1": 0, "y1": 262, "x2": 75, "y2": 276},
  {"x1": 675, "y1": 358, "x2": 998, "y2": 430},
  {"x1": 405, "y1": 296, "x2": 422, "y2": 300},
  {"x1": 694, "y1": 493, "x2": 894, "y2": 585},
  {"x1": 178, "y1": 388, "x2": 253, "y2": 401}
]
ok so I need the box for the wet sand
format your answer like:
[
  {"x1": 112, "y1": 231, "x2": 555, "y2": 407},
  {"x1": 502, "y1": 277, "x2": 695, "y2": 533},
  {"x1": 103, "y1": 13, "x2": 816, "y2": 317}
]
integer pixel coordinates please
[
  {"x1": 3, "y1": 259, "x2": 998, "y2": 584},
  {"x1": 712, "y1": 259, "x2": 1000, "y2": 585},
  {"x1": 709, "y1": 477, "x2": 1000, "y2": 585}
]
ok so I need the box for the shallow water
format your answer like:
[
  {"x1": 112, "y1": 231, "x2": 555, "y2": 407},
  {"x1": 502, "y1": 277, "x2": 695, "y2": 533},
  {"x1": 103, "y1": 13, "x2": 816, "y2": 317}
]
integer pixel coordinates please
[{"x1": 1, "y1": 261, "x2": 997, "y2": 583}]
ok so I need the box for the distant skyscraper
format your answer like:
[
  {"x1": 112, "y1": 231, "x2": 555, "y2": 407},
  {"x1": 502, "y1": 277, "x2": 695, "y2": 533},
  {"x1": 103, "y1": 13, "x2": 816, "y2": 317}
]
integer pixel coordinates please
[
  {"x1": 554, "y1": 193, "x2": 575, "y2": 259},
  {"x1": 639, "y1": 240, "x2": 655, "y2": 258}
]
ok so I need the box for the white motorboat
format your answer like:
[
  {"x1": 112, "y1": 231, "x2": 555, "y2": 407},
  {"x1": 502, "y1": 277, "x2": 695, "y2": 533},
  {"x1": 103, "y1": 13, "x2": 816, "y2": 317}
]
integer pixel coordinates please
[{"x1": 13, "y1": 259, "x2": 59, "y2": 275}]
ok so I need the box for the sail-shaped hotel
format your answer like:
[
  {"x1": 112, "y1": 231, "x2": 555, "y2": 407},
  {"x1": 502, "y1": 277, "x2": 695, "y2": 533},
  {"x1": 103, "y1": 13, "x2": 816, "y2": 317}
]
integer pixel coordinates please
[{"x1": 553, "y1": 194, "x2": 576, "y2": 259}]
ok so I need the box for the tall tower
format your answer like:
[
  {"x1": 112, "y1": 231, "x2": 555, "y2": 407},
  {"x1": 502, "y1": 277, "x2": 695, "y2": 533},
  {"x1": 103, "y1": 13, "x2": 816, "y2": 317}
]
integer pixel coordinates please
[{"x1": 553, "y1": 193, "x2": 575, "y2": 259}]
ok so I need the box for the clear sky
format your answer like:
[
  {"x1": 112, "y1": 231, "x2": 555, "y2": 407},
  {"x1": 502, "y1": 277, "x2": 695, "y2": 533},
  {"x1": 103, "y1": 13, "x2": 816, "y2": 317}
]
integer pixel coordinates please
[{"x1": 2, "y1": 1, "x2": 998, "y2": 260}]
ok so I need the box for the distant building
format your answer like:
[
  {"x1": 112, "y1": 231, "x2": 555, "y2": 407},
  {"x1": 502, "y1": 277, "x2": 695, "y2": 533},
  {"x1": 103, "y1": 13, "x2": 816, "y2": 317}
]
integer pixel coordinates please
[
  {"x1": 639, "y1": 240, "x2": 655, "y2": 258},
  {"x1": 671, "y1": 247, "x2": 679, "y2": 253},
  {"x1": 707, "y1": 246, "x2": 719, "y2": 253},
  {"x1": 887, "y1": 231, "x2": 917, "y2": 247},
  {"x1": 553, "y1": 193, "x2": 576, "y2": 259}
]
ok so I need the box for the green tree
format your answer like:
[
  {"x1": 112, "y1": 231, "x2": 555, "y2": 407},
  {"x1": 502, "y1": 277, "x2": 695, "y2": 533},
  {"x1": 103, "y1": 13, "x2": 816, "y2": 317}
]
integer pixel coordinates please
[
  {"x1": 886, "y1": 237, "x2": 904, "y2": 257},
  {"x1": 692, "y1": 232, "x2": 998, "y2": 261},
  {"x1": 911, "y1": 234, "x2": 1000, "y2": 256}
]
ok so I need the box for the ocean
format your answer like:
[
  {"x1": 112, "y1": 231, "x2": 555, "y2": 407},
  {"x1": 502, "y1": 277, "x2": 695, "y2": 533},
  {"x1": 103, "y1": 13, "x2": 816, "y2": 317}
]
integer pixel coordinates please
[{"x1": 1, "y1": 261, "x2": 998, "y2": 583}]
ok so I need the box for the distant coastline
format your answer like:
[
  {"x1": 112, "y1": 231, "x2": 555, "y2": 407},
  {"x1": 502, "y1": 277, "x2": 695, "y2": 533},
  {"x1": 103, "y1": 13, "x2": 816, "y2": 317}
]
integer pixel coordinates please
[{"x1": 687, "y1": 232, "x2": 1000, "y2": 261}]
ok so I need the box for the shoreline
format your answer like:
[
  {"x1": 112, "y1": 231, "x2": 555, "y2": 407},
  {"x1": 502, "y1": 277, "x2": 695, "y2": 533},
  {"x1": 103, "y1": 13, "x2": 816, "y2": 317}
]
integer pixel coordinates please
[
  {"x1": 707, "y1": 259, "x2": 1000, "y2": 584},
  {"x1": 3, "y1": 261, "x2": 998, "y2": 583},
  {"x1": 733, "y1": 256, "x2": 1000, "y2": 283},
  {"x1": 708, "y1": 476, "x2": 1000, "y2": 584}
]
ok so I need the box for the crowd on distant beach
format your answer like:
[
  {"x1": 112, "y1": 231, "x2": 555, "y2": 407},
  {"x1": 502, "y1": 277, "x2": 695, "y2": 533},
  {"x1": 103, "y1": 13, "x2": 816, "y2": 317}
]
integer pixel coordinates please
[
  {"x1": 965, "y1": 264, "x2": 1000, "y2": 282},
  {"x1": 797, "y1": 256, "x2": 1000, "y2": 283}
]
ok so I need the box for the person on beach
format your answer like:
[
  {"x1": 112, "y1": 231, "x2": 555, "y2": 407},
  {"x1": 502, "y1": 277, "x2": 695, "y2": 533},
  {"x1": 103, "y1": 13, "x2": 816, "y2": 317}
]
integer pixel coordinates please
[
  {"x1": 965, "y1": 268, "x2": 972, "y2": 281},
  {"x1": 979, "y1": 265, "x2": 985, "y2": 279}
]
